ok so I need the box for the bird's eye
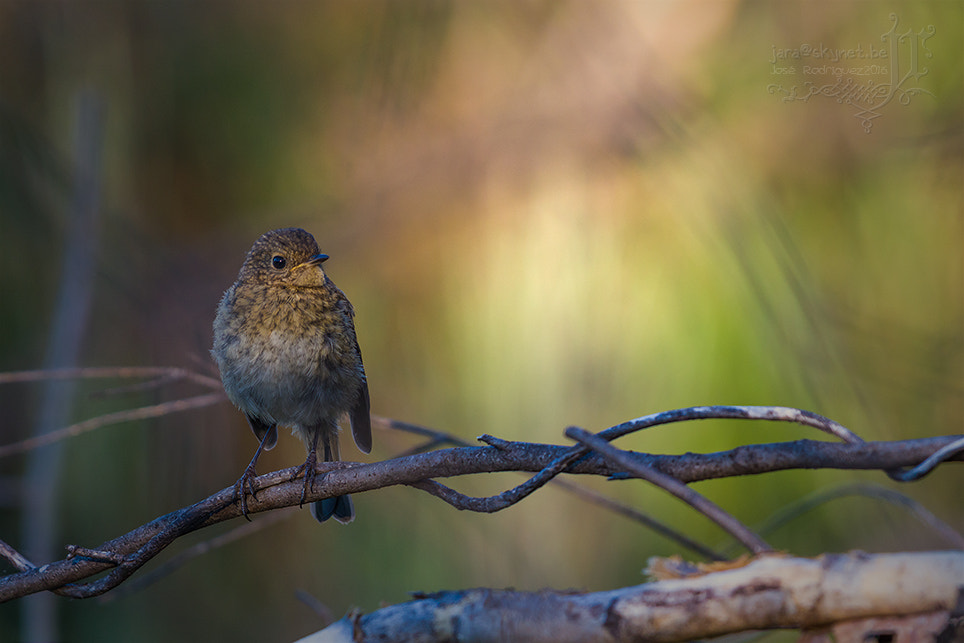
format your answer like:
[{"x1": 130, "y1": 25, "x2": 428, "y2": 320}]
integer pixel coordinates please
[{"x1": 271, "y1": 255, "x2": 287, "y2": 270}]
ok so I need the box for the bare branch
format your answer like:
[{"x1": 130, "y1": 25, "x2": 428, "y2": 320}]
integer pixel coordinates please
[
  {"x1": 385, "y1": 418, "x2": 725, "y2": 559},
  {"x1": 101, "y1": 509, "x2": 295, "y2": 601},
  {"x1": 0, "y1": 431, "x2": 957, "y2": 602},
  {"x1": 409, "y1": 459, "x2": 731, "y2": 561},
  {"x1": 88, "y1": 373, "x2": 184, "y2": 398},
  {"x1": 372, "y1": 414, "x2": 471, "y2": 456},
  {"x1": 531, "y1": 478, "x2": 726, "y2": 561},
  {"x1": 887, "y1": 435, "x2": 964, "y2": 482},
  {"x1": 65, "y1": 546, "x2": 125, "y2": 566},
  {"x1": 307, "y1": 551, "x2": 964, "y2": 643},
  {"x1": 565, "y1": 426, "x2": 773, "y2": 554},
  {"x1": 0, "y1": 392, "x2": 226, "y2": 458},
  {"x1": 0, "y1": 538, "x2": 34, "y2": 573},
  {"x1": 294, "y1": 589, "x2": 336, "y2": 626},
  {"x1": 0, "y1": 384, "x2": 881, "y2": 570},
  {"x1": 435, "y1": 405, "x2": 872, "y2": 521},
  {"x1": 743, "y1": 482, "x2": 964, "y2": 552},
  {"x1": 0, "y1": 400, "x2": 959, "y2": 603},
  {"x1": 0, "y1": 366, "x2": 222, "y2": 390},
  {"x1": 597, "y1": 405, "x2": 865, "y2": 443}
]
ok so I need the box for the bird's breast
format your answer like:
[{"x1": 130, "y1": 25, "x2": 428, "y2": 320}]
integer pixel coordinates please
[{"x1": 216, "y1": 288, "x2": 363, "y2": 430}]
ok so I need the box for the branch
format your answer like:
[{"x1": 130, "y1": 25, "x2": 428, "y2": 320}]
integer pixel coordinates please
[
  {"x1": 0, "y1": 366, "x2": 222, "y2": 390},
  {"x1": 565, "y1": 426, "x2": 773, "y2": 554},
  {"x1": 0, "y1": 392, "x2": 225, "y2": 458},
  {"x1": 0, "y1": 366, "x2": 225, "y2": 458},
  {"x1": 744, "y1": 482, "x2": 964, "y2": 553},
  {"x1": 0, "y1": 432, "x2": 959, "y2": 602},
  {"x1": 306, "y1": 551, "x2": 964, "y2": 643}
]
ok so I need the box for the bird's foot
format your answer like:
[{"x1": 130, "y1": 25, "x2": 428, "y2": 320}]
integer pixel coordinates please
[
  {"x1": 292, "y1": 449, "x2": 319, "y2": 508},
  {"x1": 233, "y1": 464, "x2": 260, "y2": 521}
]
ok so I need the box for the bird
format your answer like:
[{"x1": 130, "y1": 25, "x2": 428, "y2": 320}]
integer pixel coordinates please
[{"x1": 212, "y1": 227, "x2": 372, "y2": 524}]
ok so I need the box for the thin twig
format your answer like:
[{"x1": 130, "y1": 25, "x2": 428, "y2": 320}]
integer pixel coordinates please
[
  {"x1": 88, "y1": 373, "x2": 182, "y2": 398},
  {"x1": 886, "y1": 435, "x2": 964, "y2": 482},
  {"x1": 55, "y1": 494, "x2": 227, "y2": 599},
  {"x1": 295, "y1": 589, "x2": 335, "y2": 625},
  {"x1": 393, "y1": 437, "x2": 460, "y2": 458},
  {"x1": 0, "y1": 366, "x2": 223, "y2": 390},
  {"x1": 408, "y1": 477, "x2": 723, "y2": 560},
  {"x1": 372, "y1": 415, "x2": 471, "y2": 455},
  {"x1": 597, "y1": 406, "x2": 864, "y2": 444},
  {"x1": 65, "y1": 546, "x2": 125, "y2": 565},
  {"x1": 0, "y1": 392, "x2": 225, "y2": 458},
  {"x1": 410, "y1": 405, "x2": 867, "y2": 522},
  {"x1": 547, "y1": 478, "x2": 725, "y2": 561},
  {"x1": 101, "y1": 509, "x2": 295, "y2": 601},
  {"x1": 460, "y1": 443, "x2": 590, "y2": 511},
  {"x1": 384, "y1": 419, "x2": 723, "y2": 559},
  {"x1": 740, "y1": 482, "x2": 964, "y2": 552},
  {"x1": 565, "y1": 426, "x2": 773, "y2": 555},
  {"x1": 0, "y1": 538, "x2": 35, "y2": 572}
]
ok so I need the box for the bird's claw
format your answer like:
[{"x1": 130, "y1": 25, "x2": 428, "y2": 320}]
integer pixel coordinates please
[
  {"x1": 233, "y1": 465, "x2": 260, "y2": 521},
  {"x1": 292, "y1": 451, "x2": 319, "y2": 508}
]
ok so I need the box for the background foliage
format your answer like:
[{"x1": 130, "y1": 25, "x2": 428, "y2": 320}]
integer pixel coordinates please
[{"x1": 0, "y1": 1, "x2": 961, "y2": 641}]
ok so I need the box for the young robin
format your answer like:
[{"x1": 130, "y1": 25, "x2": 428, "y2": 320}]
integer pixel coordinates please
[{"x1": 212, "y1": 227, "x2": 371, "y2": 523}]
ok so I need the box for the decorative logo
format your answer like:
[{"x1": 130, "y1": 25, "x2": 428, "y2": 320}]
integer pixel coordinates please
[{"x1": 767, "y1": 14, "x2": 935, "y2": 133}]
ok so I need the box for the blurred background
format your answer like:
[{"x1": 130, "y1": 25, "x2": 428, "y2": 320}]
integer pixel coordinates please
[{"x1": 0, "y1": 1, "x2": 961, "y2": 641}]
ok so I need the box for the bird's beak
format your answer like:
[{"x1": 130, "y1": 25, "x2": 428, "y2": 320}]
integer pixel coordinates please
[{"x1": 292, "y1": 253, "x2": 329, "y2": 272}]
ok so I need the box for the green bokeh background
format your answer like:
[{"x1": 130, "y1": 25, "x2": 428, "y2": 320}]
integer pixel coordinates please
[{"x1": 0, "y1": 2, "x2": 961, "y2": 641}]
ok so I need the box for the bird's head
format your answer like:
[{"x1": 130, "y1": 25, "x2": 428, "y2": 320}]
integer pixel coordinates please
[{"x1": 238, "y1": 227, "x2": 330, "y2": 289}]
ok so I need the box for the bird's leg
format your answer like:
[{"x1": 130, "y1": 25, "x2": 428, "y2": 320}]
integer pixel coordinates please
[
  {"x1": 234, "y1": 428, "x2": 274, "y2": 521},
  {"x1": 292, "y1": 432, "x2": 320, "y2": 508}
]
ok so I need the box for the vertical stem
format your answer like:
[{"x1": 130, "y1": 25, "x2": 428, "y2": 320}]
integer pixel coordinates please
[{"x1": 20, "y1": 90, "x2": 103, "y2": 643}]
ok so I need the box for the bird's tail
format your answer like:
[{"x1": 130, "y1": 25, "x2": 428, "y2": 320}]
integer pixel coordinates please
[
  {"x1": 312, "y1": 495, "x2": 354, "y2": 523},
  {"x1": 312, "y1": 430, "x2": 355, "y2": 523}
]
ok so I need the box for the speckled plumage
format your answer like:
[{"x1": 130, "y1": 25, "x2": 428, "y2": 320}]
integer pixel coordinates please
[{"x1": 213, "y1": 228, "x2": 371, "y2": 524}]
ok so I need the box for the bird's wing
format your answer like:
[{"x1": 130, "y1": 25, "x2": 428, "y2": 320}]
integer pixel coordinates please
[
  {"x1": 333, "y1": 280, "x2": 372, "y2": 454},
  {"x1": 245, "y1": 414, "x2": 278, "y2": 450},
  {"x1": 350, "y1": 358, "x2": 373, "y2": 454}
]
